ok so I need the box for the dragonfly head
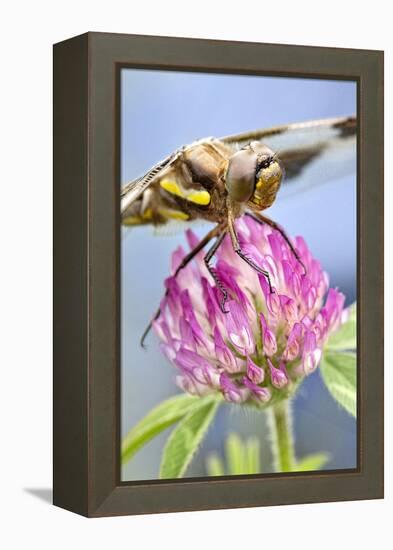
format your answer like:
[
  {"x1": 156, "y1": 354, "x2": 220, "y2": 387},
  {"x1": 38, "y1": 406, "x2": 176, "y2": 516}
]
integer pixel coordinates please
[{"x1": 225, "y1": 142, "x2": 283, "y2": 209}]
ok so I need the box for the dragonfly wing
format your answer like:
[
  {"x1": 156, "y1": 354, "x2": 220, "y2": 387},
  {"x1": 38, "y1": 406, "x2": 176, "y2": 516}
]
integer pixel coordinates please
[
  {"x1": 220, "y1": 116, "x2": 356, "y2": 196},
  {"x1": 278, "y1": 134, "x2": 356, "y2": 198}
]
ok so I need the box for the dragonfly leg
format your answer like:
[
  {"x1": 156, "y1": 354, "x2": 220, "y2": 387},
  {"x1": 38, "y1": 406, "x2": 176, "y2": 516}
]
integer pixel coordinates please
[
  {"x1": 140, "y1": 224, "x2": 223, "y2": 347},
  {"x1": 203, "y1": 231, "x2": 229, "y2": 313},
  {"x1": 228, "y1": 212, "x2": 274, "y2": 293},
  {"x1": 245, "y1": 211, "x2": 307, "y2": 274}
]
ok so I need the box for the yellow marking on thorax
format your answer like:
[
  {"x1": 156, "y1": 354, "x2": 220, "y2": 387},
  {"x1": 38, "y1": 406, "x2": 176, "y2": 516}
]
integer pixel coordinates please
[
  {"x1": 123, "y1": 216, "x2": 142, "y2": 226},
  {"x1": 160, "y1": 180, "x2": 183, "y2": 197},
  {"x1": 158, "y1": 208, "x2": 189, "y2": 221},
  {"x1": 160, "y1": 179, "x2": 211, "y2": 206},
  {"x1": 140, "y1": 208, "x2": 152, "y2": 220},
  {"x1": 187, "y1": 190, "x2": 211, "y2": 205},
  {"x1": 122, "y1": 208, "x2": 153, "y2": 226}
]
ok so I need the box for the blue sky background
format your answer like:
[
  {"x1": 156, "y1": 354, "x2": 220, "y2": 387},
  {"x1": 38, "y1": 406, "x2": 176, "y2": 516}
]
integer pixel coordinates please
[{"x1": 120, "y1": 69, "x2": 357, "y2": 481}]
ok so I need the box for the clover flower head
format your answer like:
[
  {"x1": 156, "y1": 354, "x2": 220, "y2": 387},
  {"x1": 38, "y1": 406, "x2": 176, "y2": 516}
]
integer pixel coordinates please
[{"x1": 153, "y1": 216, "x2": 346, "y2": 407}]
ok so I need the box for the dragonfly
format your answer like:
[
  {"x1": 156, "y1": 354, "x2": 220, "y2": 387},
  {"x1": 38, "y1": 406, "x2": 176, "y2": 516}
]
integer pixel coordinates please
[{"x1": 121, "y1": 116, "x2": 357, "y2": 345}]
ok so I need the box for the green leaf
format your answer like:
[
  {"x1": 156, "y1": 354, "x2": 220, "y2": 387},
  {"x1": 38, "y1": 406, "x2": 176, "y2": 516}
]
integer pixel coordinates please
[
  {"x1": 206, "y1": 435, "x2": 261, "y2": 476},
  {"x1": 121, "y1": 394, "x2": 211, "y2": 465},
  {"x1": 226, "y1": 433, "x2": 246, "y2": 475},
  {"x1": 160, "y1": 397, "x2": 220, "y2": 479},
  {"x1": 206, "y1": 454, "x2": 225, "y2": 476},
  {"x1": 327, "y1": 302, "x2": 356, "y2": 351},
  {"x1": 295, "y1": 452, "x2": 330, "y2": 472},
  {"x1": 320, "y1": 351, "x2": 357, "y2": 417},
  {"x1": 245, "y1": 437, "x2": 261, "y2": 474}
]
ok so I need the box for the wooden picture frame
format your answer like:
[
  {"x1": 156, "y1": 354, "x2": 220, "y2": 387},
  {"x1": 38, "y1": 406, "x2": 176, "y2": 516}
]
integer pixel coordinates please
[{"x1": 53, "y1": 32, "x2": 384, "y2": 517}]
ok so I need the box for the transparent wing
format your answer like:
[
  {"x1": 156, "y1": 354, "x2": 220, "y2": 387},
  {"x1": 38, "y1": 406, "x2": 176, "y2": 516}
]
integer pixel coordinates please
[
  {"x1": 220, "y1": 116, "x2": 357, "y2": 196},
  {"x1": 120, "y1": 150, "x2": 180, "y2": 216}
]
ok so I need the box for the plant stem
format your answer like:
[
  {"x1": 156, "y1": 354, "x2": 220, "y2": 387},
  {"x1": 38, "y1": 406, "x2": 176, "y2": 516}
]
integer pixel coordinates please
[{"x1": 268, "y1": 400, "x2": 296, "y2": 472}]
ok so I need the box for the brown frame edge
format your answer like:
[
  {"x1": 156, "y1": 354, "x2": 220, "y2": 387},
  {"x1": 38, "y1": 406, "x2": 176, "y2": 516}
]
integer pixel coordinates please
[
  {"x1": 53, "y1": 33, "x2": 89, "y2": 516},
  {"x1": 53, "y1": 32, "x2": 384, "y2": 517}
]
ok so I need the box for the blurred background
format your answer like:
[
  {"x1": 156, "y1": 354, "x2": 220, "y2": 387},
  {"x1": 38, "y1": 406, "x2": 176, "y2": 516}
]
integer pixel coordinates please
[{"x1": 120, "y1": 69, "x2": 357, "y2": 482}]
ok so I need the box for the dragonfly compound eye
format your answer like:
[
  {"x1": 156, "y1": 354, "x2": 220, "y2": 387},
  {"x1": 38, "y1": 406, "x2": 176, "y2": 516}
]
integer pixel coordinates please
[{"x1": 225, "y1": 149, "x2": 258, "y2": 203}]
